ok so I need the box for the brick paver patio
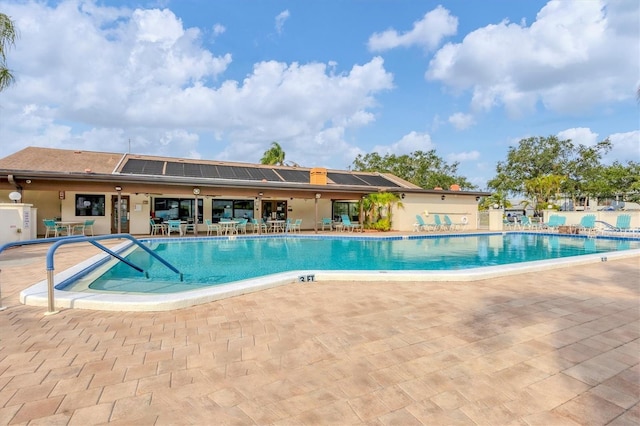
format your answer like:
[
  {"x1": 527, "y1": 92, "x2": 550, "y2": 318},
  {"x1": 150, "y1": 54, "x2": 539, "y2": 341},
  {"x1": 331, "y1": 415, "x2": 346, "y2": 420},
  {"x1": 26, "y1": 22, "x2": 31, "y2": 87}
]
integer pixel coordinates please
[{"x1": 0, "y1": 240, "x2": 638, "y2": 425}]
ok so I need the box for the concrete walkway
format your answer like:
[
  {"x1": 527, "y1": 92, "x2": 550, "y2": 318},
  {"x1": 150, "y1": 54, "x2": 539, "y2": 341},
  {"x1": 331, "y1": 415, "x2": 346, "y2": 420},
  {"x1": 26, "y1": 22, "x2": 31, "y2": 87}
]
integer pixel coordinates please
[{"x1": 0, "y1": 240, "x2": 638, "y2": 425}]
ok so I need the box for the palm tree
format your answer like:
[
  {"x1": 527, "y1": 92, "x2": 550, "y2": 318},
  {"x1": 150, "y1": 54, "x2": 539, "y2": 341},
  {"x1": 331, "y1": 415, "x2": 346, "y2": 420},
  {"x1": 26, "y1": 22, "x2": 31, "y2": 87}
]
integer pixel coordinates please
[
  {"x1": 260, "y1": 142, "x2": 286, "y2": 166},
  {"x1": 0, "y1": 13, "x2": 17, "y2": 92},
  {"x1": 363, "y1": 192, "x2": 404, "y2": 230}
]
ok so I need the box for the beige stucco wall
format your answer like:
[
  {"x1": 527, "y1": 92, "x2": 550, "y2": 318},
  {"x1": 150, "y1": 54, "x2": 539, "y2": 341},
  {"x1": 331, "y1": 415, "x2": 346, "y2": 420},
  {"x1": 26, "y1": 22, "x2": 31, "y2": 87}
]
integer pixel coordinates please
[{"x1": 394, "y1": 193, "x2": 479, "y2": 231}]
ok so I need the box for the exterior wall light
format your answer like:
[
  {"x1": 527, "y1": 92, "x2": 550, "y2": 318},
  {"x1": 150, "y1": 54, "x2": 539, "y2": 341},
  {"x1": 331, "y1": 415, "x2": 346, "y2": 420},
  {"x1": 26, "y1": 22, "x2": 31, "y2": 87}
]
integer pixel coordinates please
[
  {"x1": 441, "y1": 195, "x2": 446, "y2": 200},
  {"x1": 401, "y1": 193, "x2": 406, "y2": 199},
  {"x1": 114, "y1": 186, "x2": 122, "y2": 192},
  {"x1": 193, "y1": 188, "x2": 200, "y2": 195},
  {"x1": 315, "y1": 193, "x2": 321, "y2": 199},
  {"x1": 8, "y1": 191, "x2": 22, "y2": 203}
]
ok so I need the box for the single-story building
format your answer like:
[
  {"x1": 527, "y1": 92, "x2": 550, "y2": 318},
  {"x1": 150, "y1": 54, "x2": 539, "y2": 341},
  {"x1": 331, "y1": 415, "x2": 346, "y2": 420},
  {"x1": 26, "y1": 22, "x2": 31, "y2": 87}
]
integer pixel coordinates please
[{"x1": 0, "y1": 147, "x2": 488, "y2": 241}]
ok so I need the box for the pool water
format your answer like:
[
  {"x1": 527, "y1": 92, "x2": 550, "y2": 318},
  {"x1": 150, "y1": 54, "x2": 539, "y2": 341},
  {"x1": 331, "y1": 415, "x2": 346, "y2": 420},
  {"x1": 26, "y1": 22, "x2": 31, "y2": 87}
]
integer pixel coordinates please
[{"x1": 73, "y1": 234, "x2": 639, "y2": 294}]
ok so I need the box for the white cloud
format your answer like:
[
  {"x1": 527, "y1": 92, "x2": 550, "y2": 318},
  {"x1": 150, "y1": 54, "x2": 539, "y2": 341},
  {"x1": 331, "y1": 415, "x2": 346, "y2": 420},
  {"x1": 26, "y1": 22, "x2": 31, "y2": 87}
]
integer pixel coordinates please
[
  {"x1": 368, "y1": 5, "x2": 457, "y2": 52},
  {"x1": 426, "y1": 0, "x2": 638, "y2": 117},
  {"x1": 557, "y1": 128, "x2": 599, "y2": 146},
  {"x1": 0, "y1": 0, "x2": 394, "y2": 169},
  {"x1": 447, "y1": 151, "x2": 480, "y2": 162},
  {"x1": 557, "y1": 127, "x2": 640, "y2": 164},
  {"x1": 212, "y1": 23, "x2": 226, "y2": 37},
  {"x1": 448, "y1": 112, "x2": 475, "y2": 130},
  {"x1": 606, "y1": 130, "x2": 640, "y2": 163},
  {"x1": 372, "y1": 131, "x2": 435, "y2": 156},
  {"x1": 275, "y1": 10, "x2": 290, "y2": 35}
]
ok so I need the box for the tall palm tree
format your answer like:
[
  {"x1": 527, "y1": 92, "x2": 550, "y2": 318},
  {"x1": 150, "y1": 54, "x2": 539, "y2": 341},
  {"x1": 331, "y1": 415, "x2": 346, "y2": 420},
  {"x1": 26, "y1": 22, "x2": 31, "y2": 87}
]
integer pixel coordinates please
[
  {"x1": 0, "y1": 13, "x2": 17, "y2": 92},
  {"x1": 260, "y1": 142, "x2": 286, "y2": 166}
]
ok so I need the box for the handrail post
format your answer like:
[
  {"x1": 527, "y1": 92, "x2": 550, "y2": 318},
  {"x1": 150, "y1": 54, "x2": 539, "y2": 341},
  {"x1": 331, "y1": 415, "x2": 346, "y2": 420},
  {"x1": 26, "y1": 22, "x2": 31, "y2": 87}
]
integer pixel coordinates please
[
  {"x1": 45, "y1": 270, "x2": 59, "y2": 315},
  {"x1": 0, "y1": 269, "x2": 6, "y2": 311}
]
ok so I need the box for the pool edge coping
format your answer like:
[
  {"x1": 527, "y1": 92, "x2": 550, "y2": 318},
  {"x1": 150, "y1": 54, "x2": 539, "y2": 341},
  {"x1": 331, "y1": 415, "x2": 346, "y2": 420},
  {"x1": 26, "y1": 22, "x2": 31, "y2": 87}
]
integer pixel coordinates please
[{"x1": 19, "y1": 233, "x2": 640, "y2": 312}]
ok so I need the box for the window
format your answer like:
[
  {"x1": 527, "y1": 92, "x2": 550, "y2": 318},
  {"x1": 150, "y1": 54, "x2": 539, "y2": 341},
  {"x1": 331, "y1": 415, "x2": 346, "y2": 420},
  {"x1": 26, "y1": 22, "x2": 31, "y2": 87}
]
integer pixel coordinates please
[
  {"x1": 75, "y1": 194, "x2": 105, "y2": 216},
  {"x1": 212, "y1": 199, "x2": 255, "y2": 222},
  {"x1": 333, "y1": 201, "x2": 359, "y2": 222},
  {"x1": 153, "y1": 198, "x2": 203, "y2": 223}
]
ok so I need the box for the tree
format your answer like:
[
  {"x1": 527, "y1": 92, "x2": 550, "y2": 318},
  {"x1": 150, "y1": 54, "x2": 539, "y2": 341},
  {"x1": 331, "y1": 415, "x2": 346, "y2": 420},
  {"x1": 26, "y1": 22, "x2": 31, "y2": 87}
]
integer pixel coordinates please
[
  {"x1": 362, "y1": 192, "x2": 404, "y2": 231},
  {"x1": 488, "y1": 135, "x2": 611, "y2": 211},
  {"x1": 0, "y1": 13, "x2": 17, "y2": 91},
  {"x1": 352, "y1": 150, "x2": 476, "y2": 190},
  {"x1": 260, "y1": 142, "x2": 286, "y2": 166}
]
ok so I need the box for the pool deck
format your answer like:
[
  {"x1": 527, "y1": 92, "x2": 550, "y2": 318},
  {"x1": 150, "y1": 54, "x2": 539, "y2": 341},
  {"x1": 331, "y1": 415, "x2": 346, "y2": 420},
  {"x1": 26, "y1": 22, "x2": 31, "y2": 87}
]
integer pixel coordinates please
[{"x1": 0, "y1": 233, "x2": 638, "y2": 424}]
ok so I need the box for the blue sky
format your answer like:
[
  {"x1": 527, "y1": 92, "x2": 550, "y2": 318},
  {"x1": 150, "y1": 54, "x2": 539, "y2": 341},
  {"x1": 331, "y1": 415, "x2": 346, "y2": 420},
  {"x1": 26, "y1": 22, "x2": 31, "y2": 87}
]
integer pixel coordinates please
[{"x1": 1, "y1": 0, "x2": 638, "y2": 189}]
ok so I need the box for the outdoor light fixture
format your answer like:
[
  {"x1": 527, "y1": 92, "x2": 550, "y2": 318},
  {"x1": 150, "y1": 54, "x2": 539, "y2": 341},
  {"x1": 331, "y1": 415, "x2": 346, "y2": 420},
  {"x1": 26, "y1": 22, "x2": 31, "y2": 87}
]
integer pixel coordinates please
[
  {"x1": 114, "y1": 186, "x2": 122, "y2": 192},
  {"x1": 193, "y1": 188, "x2": 200, "y2": 195},
  {"x1": 25, "y1": 179, "x2": 32, "y2": 184},
  {"x1": 258, "y1": 192, "x2": 263, "y2": 197},
  {"x1": 8, "y1": 191, "x2": 22, "y2": 203},
  {"x1": 475, "y1": 196, "x2": 480, "y2": 201},
  {"x1": 401, "y1": 193, "x2": 406, "y2": 199},
  {"x1": 441, "y1": 195, "x2": 446, "y2": 200},
  {"x1": 315, "y1": 193, "x2": 321, "y2": 199}
]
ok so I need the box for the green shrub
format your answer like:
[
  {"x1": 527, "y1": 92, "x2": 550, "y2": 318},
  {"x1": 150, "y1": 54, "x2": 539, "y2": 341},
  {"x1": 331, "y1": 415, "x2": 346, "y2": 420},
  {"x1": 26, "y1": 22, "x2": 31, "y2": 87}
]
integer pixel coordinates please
[{"x1": 371, "y1": 218, "x2": 391, "y2": 231}]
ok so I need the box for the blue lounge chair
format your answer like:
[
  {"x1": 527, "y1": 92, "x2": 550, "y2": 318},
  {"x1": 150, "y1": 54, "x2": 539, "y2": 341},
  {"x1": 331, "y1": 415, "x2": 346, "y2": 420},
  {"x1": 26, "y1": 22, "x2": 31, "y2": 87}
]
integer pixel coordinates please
[
  {"x1": 577, "y1": 214, "x2": 596, "y2": 236},
  {"x1": 341, "y1": 215, "x2": 362, "y2": 232},
  {"x1": 413, "y1": 214, "x2": 431, "y2": 232},
  {"x1": 517, "y1": 216, "x2": 537, "y2": 231},
  {"x1": 541, "y1": 215, "x2": 565, "y2": 232},
  {"x1": 433, "y1": 214, "x2": 446, "y2": 231}
]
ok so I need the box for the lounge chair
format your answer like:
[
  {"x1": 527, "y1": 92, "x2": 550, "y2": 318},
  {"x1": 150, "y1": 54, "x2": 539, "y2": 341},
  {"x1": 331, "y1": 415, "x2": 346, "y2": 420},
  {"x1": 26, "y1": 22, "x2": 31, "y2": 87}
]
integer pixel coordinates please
[
  {"x1": 517, "y1": 216, "x2": 536, "y2": 231},
  {"x1": 433, "y1": 214, "x2": 447, "y2": 231},
  {"x1": 413, "y1": 214, "x2": 431, "y2": 232},
  {"x1": 598, "y1": 214, "x2": 632, "y2": 235},
  {"x1": 540, "y1": 215, "x2": 565, "y2": 232},
  {"x1": 576, "y1": 214, "x2": 597, "y2": 236},
  {"x1": 341, "y1": 215, "x2": 362, "y2": 232},
  {"x1": 444, "y1": 215, "x2": 458, "y2": 231}
]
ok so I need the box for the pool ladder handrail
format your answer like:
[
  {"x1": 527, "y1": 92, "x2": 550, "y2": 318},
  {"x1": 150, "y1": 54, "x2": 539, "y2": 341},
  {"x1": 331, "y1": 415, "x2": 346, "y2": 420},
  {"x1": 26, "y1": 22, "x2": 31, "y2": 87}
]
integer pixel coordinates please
[{"x1": 0, "y1": 234, "x2": 183, "y2": 315}]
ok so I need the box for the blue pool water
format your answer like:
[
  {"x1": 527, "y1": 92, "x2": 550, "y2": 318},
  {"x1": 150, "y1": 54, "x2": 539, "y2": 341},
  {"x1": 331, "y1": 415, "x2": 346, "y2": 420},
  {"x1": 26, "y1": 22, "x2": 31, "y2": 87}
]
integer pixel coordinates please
[{"x1": 73, "y1": 234, "x2": 640, "y2": 294}]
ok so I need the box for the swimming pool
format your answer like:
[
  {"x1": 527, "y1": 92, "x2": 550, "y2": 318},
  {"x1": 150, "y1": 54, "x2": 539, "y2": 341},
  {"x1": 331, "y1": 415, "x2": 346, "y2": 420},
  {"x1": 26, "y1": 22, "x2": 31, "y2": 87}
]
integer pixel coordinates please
[{"x1": 20, "y1": 233, "x2": 640, "y2": 311}]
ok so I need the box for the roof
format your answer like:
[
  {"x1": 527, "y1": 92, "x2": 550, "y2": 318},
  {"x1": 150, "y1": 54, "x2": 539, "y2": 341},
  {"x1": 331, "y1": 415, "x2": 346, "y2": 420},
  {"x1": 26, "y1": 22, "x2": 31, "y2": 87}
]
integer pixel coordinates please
[{"x1": 0, "y1": 146, "x2": 424, "y2": 191}]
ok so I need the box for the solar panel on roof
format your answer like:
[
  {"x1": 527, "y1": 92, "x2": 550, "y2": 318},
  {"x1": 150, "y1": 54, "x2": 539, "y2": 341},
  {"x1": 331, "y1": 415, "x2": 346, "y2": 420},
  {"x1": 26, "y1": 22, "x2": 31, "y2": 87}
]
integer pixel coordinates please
[
  {"x1": 216, "y1": 165, "x2": 237, "y2": 179},
  {"x1": 120, "y1": 159, "x2": 164, "y2": 175},
  {"x1": 183, "y1": 163, "x2": 203, "y2": 178},
  {"x1": 247, "y1": 168, "x2": 281, "y2": 181},
  {"x1": 276, "y1": 169, "x2": 310, "y2": 183},
  {"x1": 355, "y1": 174, "x2": 401, "y2": 187},
  {"x1": 327, "y1": 173, "x2": 368, "y2": 186},
  {"x1": 230, "y1": 166, "x2": 252, "y2": 179},
  {"x1": 200, "y1": 164, "x2": 220, "y2": 179},
  {"x1": 165, "y1": 162, "x2": 185, "y2": 176}
]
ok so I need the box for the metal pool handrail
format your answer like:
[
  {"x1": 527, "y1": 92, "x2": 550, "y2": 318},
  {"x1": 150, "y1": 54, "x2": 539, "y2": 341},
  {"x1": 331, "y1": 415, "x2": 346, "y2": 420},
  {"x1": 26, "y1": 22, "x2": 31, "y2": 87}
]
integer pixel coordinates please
[{"x1": 0, "y1": 234, "x2": 182, "y2": 315}]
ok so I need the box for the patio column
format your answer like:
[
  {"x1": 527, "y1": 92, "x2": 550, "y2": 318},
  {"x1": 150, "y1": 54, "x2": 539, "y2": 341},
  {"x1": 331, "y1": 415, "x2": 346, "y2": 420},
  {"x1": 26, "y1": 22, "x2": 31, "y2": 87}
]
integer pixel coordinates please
[{"x1": 314, "y1": 193, "x2": 321, "y2": 234}]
